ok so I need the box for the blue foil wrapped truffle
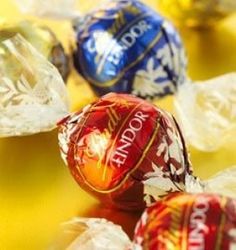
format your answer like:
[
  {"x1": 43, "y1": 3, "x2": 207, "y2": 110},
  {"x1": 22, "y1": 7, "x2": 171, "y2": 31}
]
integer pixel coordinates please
[{"x1": 73, "y1": 0, "x2": 187, "y2": 99}]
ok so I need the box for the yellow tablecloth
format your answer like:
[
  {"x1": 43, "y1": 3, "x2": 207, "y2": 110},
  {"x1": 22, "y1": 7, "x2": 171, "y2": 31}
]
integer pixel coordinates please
[{"x1": 0, "y1": 1, "x2": 236, "y2": 249}]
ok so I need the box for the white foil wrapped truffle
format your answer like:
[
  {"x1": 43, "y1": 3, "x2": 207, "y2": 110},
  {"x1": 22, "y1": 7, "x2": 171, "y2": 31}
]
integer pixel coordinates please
[{"x1": 0, "y1": 34, "x2": 69, "y2": 137}]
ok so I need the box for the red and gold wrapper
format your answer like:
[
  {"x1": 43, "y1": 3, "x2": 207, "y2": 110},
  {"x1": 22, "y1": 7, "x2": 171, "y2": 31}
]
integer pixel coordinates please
[
  {"x1": 133, "y1": 192, "x2": 236, "y2": 250},
  {"x1": 58, "y1": 93, "x2": 192, "y2": 210}
]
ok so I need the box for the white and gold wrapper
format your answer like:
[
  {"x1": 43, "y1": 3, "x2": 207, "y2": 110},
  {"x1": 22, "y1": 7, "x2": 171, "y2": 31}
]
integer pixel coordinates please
[{"x1": 0, "y1": 34, "x2": 69, "y2": 137}]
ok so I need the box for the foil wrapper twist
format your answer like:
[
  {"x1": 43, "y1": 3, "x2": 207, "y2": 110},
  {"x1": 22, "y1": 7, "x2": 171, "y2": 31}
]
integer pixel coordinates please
[
  {"x1": 52, "y1": 218, "x2": 131, "y2": 250},
  {"x1": 14, "y1": 0, "x2": 79, "y2": 19},
  {"x1": 52, "y1": 193, "x2": 236, "y2": 250},
  {"x1": 175, "y1": 73, "x2": 236, "y2": 152},
  {"x1": 0, "y1": 20, "x2": 70, "y2": 81},
  {"x1": 0, "y1": 34, "x2": 69, "y2": 137}
]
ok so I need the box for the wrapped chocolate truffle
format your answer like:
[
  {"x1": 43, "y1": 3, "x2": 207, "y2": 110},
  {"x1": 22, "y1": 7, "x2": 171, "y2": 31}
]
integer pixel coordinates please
[
  {"x1": 0, "y1": 34, "x2": 69, "y2": 137},
  {"x1": 58, "y1": 93, "x2": 236, "y2": 210},
  {"x1": 51, "y1": 193, "x2": 236, "y2": 249},
  {"x1": 157, "y1": 0, "x2": 236, "y2": 27},
  {"x1": 133, "y1": 193, "x2": 236, "y2": 249},
  {"x1": 58, "y1": 93, "x2": 192, "y2": 210},
  {"x1": 72, "y1": 0, "x2": 187, "y2": 99},
  {"x1": 0, "y1": 20, "x2": 70, "y2": 81}
]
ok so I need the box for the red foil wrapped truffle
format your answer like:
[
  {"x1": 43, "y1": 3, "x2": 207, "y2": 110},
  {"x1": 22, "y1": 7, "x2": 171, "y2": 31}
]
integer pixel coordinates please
[
  {"x1": 133, "y1": 192, "x2": 236, "y2": 249},
  {"x1": 58, "y1": 93, "x2": 191, "y2": 210}
]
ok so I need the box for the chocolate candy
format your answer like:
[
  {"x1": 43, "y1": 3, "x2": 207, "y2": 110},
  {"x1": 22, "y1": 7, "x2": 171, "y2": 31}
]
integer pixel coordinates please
[
  {"x1": 0, "y1": 34, "x2": 69, "y2": 137},
  {"x1": 58, "y1": 93, "x2": 191, "y2": 210},
  {"x1": 0, "y1": 20, "x2": 69, "y2": 81},
  {"x1": 157, "y1": 0, "x2": 236, "y2": 27},
  {"x1": 72, "y1": 0, "x2": 187, "y2": 99},
  {"x1": 133, "y1": 192, "x2": 236, "y2": 250}
]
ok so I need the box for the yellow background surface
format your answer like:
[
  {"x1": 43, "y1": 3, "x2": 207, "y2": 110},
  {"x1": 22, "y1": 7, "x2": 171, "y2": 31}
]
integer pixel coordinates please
[{"x1": 0, "y1": 1, "x2": 236, "y2": 249}]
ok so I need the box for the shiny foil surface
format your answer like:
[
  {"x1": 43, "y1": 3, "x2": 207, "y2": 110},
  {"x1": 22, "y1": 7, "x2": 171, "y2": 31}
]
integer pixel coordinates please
[
  {"x1": 73, "y1": 0, "x2": 186, "y2": 99},
  {"x1": 133, "y1": 193, "x2": 236, "y2": 250},
  {"x1": 58, "y1": 93, "x2": 191, "y2": 210},
  {"x1": 0, "y1": 20, "x2": 69, "y2": 81},
  {"x1": 0, "y1": 34, "x2": 69, "y2": 137}
]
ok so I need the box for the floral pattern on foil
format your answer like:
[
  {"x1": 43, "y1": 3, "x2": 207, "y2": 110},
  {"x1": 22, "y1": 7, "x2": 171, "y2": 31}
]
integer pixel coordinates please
[
  {"x1": 0, "y1": 75, "x2": 50, "y2": 108},
  {"x1": 0, "y1": 34, "x2": 69, "y2": 137},
  {"x1": 143, "y1": 110, "x2": 188, "y2": 206},
  {"x1": 132, "y1": 21, "x2": 187, "y2": 99}
]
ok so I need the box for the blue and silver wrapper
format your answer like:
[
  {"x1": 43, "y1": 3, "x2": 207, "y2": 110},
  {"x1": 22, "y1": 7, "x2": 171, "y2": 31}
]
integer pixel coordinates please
[{"x1": 73, "y1": 0, "x2": 187, "y2": 99}]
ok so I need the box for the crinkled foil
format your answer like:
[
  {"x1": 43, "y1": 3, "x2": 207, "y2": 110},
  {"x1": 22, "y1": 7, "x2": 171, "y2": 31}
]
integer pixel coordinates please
[
  {"x1": 0, "y1": 34, "x2": 69, "y2": 137},
  {"x1": 0, "y1": 20, "x2": 70, "y2": 81}
]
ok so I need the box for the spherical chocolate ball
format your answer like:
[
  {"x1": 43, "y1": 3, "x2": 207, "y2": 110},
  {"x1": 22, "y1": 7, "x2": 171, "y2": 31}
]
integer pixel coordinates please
[
  {"x1": 58, "y1": 93, "x2": 191, "y2": 210},
  {"x1": 73, "y1": 0, "x2": 187, "y2": 99},
  {"x1": 133, "y1": 192, "x2": 236, "y2": 249}
]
